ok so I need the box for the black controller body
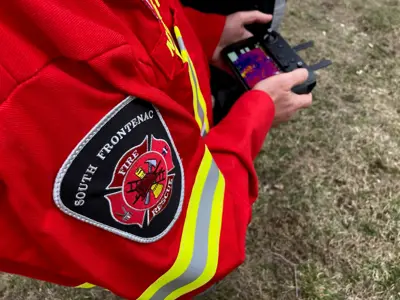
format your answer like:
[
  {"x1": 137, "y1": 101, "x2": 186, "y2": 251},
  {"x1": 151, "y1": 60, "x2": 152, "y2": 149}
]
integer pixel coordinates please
[
  {"x1": 262, "y1": 30, "x2": 317, "y2": 94},
  {"x1": 222, "y1": 29, "x2": 319, "y2": 95}
]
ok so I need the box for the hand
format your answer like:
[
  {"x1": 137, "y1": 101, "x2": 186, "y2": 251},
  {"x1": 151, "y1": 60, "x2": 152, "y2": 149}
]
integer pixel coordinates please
[
  {"x1": 253, "y1": 69, "x2": 313, "y2": 126},
  {"x1": 211, "y1": 11, "x2": 272, "y2": 69}
]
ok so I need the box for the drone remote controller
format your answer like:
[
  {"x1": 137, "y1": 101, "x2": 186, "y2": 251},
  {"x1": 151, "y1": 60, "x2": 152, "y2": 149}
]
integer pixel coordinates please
[{"x1": 222, "y1": 28, "x2": 332, "y2": 94}]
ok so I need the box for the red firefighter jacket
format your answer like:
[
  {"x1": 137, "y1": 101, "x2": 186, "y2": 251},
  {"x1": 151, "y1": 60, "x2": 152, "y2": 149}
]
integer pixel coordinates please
[{"x1": 0, "y1": 0, "x2": 275, "y2": 299}]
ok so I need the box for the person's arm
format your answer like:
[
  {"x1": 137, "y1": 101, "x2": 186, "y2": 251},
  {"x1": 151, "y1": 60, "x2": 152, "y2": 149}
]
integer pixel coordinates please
[
  {"x1": 0, "y1": 0, "x2": 309, "y2": 295},
  {"x1": 0, "y1": 70, "x2": 274, "y2": 300},
  {"x1": 0, "y1": 53, "x2": 312, "y2": 299}
]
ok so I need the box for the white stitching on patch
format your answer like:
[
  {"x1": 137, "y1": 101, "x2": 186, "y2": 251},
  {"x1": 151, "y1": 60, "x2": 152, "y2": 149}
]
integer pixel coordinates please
[{"x1": 53, "y1": 96, "x2": 185, "y2": 243}]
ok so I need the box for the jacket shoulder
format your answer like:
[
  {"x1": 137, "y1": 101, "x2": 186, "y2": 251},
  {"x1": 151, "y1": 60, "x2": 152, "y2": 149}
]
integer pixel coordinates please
[{"x1": 0, "y1": 1, "x2": 132, "y2": 101}]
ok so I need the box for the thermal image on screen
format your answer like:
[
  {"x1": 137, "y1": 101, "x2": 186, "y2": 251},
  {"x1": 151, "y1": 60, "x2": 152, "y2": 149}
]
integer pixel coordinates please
[{"x1": 228, "y1": 44, "x2": 281, "y2": 88}]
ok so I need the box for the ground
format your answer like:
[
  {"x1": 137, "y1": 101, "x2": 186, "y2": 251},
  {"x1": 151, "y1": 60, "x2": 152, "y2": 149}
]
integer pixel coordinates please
[{"x1": 1, "y1": 0, "x2": 400, "y2": 299}]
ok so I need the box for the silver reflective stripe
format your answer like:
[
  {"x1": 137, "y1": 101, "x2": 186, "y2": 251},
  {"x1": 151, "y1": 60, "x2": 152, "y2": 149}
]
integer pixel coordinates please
[
  {"x1": 176, "y1": 36, "x2": 208, "y2": 137},
  {"x1": 151, "y1": 161, "x2": 220, "y2": 299},
  {"x1": 176, "y1": 36, "x2": 185, "y2": 54},
  {"x1": 187, "y1": 61, "x2": 206, "y2": 133},
  {"x1": 271, "y1": 0, "x2": 286, "y2": 31}
]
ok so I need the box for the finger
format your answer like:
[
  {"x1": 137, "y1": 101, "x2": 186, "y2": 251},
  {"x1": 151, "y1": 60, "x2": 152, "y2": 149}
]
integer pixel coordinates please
[
  {"x1": 280, "y1": 68, "x2": 310, "y2": 90},
  {"x1": 239, "y1": 11, "x2": 273, "y2": 25},
  {"x1": 292, "y1": 93, "x2": 313, "y2": 109},
  {"x1": 242, "y1": 30, "x2": 253, "y2": 39}
]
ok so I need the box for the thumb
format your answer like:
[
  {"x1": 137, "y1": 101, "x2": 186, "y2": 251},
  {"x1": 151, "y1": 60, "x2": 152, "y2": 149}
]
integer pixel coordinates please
[
  {"x1": 281, "y1": 68, "x2": 310, "y2": 90},
  {"x1": 239, "y1": 11, "x2": 273, "y2": 25},
  {"x1": 242, "y1": 30, "x2": 253, "y2": 39}
]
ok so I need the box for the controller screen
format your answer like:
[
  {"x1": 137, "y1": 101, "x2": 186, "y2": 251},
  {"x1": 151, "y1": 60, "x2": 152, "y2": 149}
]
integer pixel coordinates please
[{"x1": 227, "y1": 42, "x2": 281, "y2": 88}]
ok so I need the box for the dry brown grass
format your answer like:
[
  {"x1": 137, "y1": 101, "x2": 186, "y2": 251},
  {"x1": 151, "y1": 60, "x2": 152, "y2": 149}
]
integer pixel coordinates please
[{"x1": 1, "y1": 0, "x2": 400, "y2": 299}]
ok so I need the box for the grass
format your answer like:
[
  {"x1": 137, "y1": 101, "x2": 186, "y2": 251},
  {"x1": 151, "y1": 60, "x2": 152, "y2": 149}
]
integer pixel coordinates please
[{"x1": 1, "y1": 0, "x2": 400, "y2": 299}]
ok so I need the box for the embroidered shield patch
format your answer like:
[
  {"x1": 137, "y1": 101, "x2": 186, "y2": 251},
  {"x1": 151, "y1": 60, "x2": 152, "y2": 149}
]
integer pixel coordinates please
[{"x1": 53, "y1": 97, "x2": 184, "y2": 243}]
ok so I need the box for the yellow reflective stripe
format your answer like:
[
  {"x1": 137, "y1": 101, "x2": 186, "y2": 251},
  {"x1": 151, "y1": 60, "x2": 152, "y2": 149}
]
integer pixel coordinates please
[
  {"x1": 187, "y1": 57, "x2": 210, "y2": 134},
  {"x1": 138, "y1": 149, "x2": 213, "y2": 300},
  {"x1": 175, "y1": 44, "x2": 203, "y2": 130},
  {"x1": 174, "y1": 26, "x2": 188, "y2": 63},
  {"x1": 76, "y1": 283, "x2": 96, "y2": 289},
  {"x1": 145, "y1": 1, "x2": 209, "y2": 135},
  {"x1": 174, "y1": 26, "x2": 210, "y2": 135},
  {"x1": 165, "y1": 171, "x2": 225, "y2": 299},
  {"x1": 186, "y1": 58, "x2": 204, "y2": 131}
]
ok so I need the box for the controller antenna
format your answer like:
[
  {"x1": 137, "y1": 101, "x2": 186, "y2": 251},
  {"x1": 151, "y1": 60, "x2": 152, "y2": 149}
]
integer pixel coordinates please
[{"x1": 264, "y1": 28, "x2": 276, "y2": 43}]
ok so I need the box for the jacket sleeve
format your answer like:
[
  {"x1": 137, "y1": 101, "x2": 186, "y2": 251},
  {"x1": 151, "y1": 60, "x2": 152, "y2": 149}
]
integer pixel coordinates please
[
  {"x1": 0, "y1": 4, "x2": 274, "y2": 297},
  {"x1": 206, "y1": 90, "x2": 275, "y2": 205},
  {"x1": 131, "y1": 77, "x2": 275, "y2": 300},
  {"x1": 182, "y1": 7, "x2": 226, "y2": 61},
  {"x1": 184, "y1": 89, "x2": 275, "y2": 297},
  {"x1": 0, "y1": 81, "x2": 275, "y2": 300}
]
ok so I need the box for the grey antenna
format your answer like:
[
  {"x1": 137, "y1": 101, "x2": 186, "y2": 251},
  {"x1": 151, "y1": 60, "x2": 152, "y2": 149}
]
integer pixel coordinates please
[{"x1": 270, "y1": 0, "x2": 287, "y2": 31}]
